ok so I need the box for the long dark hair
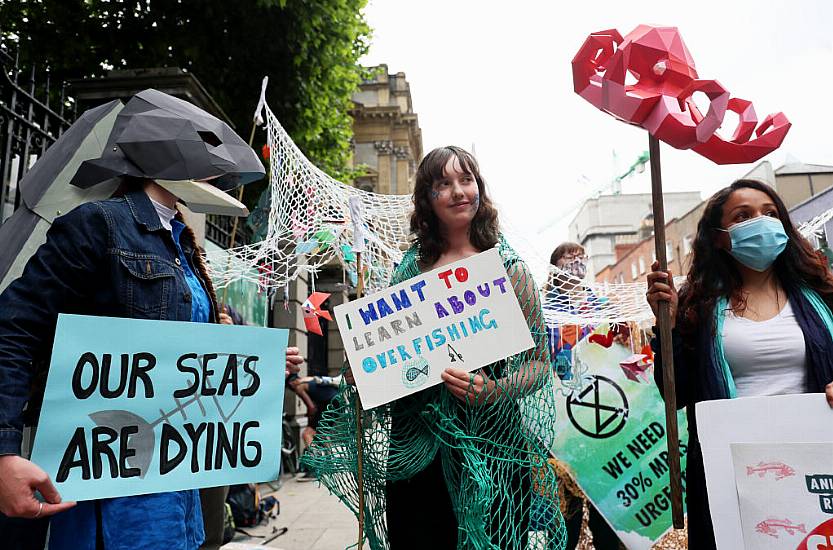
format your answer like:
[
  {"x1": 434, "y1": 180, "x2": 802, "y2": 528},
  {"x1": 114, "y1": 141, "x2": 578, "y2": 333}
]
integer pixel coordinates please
[
  {"x1": 409, "y1": 146, "x2": 499, "y2": 266},
  {"x1": 678, "y1": 179, "x2": 833, "y2": 336}
]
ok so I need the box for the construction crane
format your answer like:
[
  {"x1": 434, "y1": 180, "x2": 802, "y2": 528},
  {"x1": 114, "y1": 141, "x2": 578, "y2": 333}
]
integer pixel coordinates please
[{"x1": 538, "y1": 150, "x2": 650, "y2": 233}]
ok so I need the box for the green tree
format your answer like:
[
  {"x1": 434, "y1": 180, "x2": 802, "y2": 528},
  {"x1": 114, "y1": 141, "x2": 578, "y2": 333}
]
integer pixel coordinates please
[{"x1": 0, "y1": 0, "x2": 370, "y2": 186}]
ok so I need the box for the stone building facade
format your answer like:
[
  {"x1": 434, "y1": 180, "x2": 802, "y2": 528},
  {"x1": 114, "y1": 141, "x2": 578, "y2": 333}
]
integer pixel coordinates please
[
  {"x1": 596, "y1": 161, "x2": 833, "y2": 284},
  {"x1": 568, "y1": 191, "x2": 703, "y2": 279},
  {"x1": 350, "y1": 65, "x2": 423, "y2": 195}
]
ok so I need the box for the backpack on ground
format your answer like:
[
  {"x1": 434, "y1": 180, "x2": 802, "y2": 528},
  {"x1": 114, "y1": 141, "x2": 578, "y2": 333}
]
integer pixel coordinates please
[{"x1": 226, "y1": 483, "x2": 261, "y2": 527}]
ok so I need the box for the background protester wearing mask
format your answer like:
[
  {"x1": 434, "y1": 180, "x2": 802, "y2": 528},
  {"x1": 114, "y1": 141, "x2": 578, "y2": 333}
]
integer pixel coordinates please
[
  {"x1": 543, "y1": 243, "x2": 623, "y2": 549},
  {"x1": 646, "y1": 179, "x2": 833, "y2": 549},
  {"x1": 543, "y1": 243, "x2": 594, "y2": 381}
]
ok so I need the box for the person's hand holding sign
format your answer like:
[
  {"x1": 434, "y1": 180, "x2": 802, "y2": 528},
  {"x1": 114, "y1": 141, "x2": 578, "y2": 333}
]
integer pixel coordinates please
[
  {"x1": 285, "y1": 346, "x2": 304, "y2": 376},
  {"x1": 441, "y1": 368, "x2": 499, "y2": 406},
  {"x1": 0, "y1": 455, "x2": 75, "y2": 518}
]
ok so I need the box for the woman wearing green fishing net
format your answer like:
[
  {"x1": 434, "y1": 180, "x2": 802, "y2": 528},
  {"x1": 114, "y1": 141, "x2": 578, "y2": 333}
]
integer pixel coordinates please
[{"x1": 302, "y1": 146, "x2": 567, "y2": 549}]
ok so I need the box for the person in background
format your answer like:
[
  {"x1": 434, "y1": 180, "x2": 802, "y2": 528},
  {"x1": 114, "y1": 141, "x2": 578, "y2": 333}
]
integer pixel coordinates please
[
  {"x1": 544, "y1": 242, "x2": 624, "y2": 549},
  {"x1": 286, "y1": 373, "x2": 340, "y2": 481},
  {"x1": 219, "y1": 303, "x2": 245, "y2": 326},
  {"x1": 543, "y1": 242, "x2": 594, "y2": 380},
  {"x1": 647, "y1": 179, "x2": 833, "y2": 548}
]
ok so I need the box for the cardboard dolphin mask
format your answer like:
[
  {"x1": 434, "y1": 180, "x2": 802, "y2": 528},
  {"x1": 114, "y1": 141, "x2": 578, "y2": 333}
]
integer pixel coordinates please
[{"x1": 70, "y1": 89, "x2": 264, "y2": 192}]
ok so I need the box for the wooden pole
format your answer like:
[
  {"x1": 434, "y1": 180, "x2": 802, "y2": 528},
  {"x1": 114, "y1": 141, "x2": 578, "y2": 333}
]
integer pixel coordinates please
[
  {"x1": 648, "y1": 134, "x2": 685, "y2": 529},
  {"x1": 355, "y1": 251, "x2": 366, "y2": 548}
]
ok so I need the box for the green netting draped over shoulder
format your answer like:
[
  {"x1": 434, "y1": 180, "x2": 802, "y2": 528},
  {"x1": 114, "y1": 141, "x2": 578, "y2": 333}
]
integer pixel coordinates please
[{"x1": 301, "y1": 236, "x2": 567, "y2": 550}]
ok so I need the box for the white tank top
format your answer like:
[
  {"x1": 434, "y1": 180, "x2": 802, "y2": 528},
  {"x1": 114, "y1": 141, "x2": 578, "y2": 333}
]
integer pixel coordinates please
[{"x1": 721, "y1": 299, "x2": 807, "y2": 398}]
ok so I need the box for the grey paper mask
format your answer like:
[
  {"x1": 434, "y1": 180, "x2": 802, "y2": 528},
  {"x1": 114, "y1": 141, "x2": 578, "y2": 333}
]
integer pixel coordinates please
[{"x1": 70, "y1": 89, "x2": 264, "y2": 191}]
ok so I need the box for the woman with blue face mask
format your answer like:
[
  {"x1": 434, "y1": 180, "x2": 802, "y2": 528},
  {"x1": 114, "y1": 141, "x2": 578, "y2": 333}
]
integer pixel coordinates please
[{"x1": 645, "y1": 179, "x2": 833, "y2": 549}]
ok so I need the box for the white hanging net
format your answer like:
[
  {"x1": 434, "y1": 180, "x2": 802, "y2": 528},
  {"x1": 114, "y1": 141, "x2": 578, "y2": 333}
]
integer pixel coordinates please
[
  {"x1": 206, "y1": 101, "x2": 412, "y2": 294},
  {"x1": 207, "y1": 98, "x2": 833, "y2": 333}
]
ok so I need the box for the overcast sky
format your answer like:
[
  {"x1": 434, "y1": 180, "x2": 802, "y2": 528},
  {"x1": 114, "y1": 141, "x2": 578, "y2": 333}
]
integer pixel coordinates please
[{"x1": 360, "y1": 0, "x2": 833, "y2": 269}]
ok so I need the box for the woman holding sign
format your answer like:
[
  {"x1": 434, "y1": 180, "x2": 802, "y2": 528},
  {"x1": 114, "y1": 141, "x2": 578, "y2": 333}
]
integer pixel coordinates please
[
  {"x1": 0, "y1": 91, "x2": 303, "y2": 550},
  {"x1": 304, "y1": 146, "x2": 566, "y2": 549},
  {"x1": 646, "y1": 179, "x2": 833, "y2": 548}
]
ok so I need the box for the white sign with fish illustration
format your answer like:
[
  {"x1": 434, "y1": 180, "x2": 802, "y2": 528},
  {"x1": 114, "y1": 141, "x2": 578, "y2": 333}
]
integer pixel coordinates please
[
  {"x1": 336, "y1": 248, "x2": 534, "y2": 409},
  {"x1": 731, "y1": 442, "x2": 833, "y2": 549},
  {"x1": 697, "y1": 394, "x2": 833, "y2": 550}
]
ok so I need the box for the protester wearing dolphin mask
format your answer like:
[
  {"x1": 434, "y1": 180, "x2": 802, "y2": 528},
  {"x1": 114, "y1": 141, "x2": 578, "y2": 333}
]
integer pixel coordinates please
[{"x1": 0, "y1": 89, "x2": 302, "y2": 550}]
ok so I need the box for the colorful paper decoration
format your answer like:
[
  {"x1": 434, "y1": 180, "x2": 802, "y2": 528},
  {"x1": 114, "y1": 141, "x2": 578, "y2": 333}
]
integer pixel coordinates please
[
  {"x1": 341, "y1": 244, "x2": 356, "y2": 262},
  {"x1": 619, "y1": 354, "x2": 654, "y2": 383},
  {"x1": 313, "y1": 229, "x2": 336, "y2": 252},
  {"x1": 572, "y1": 25, "x2": 791, "y2": 164},
  {"x1": 294, "y1": 240, "x2": 318, "y2": 256},
  {"x1": 588, "y1": 324, "x2": 614, "y2": 348},
  {"x1": 303, "y1": 292, "x2": 332, "y2": 336}
]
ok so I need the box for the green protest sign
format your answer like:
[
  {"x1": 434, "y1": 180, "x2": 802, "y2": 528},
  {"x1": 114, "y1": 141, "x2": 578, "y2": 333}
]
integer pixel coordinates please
[{"x1": 550, "y1": 334, "x2": 688, "y2": 548}]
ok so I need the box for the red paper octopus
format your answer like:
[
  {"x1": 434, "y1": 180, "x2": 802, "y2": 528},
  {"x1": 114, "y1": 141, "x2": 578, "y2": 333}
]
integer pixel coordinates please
[{"x1": 572, "y1": 25, "x2": 791, "y2": 164}]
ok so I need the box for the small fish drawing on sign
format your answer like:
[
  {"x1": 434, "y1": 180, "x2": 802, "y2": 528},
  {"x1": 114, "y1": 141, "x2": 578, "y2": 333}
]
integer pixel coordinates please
[
  {"x1": 401, "y1": 358, "x2": 430, "y2": 389},
  {"x1": 746, "y1": 461, "x2": 796, "y2": 480},
  {"x1": 755, "y1": 517, "x2": 806, "y2": 538},
  {"x1": 406, "y1": 363, "x2": 429, "y2": 382}
]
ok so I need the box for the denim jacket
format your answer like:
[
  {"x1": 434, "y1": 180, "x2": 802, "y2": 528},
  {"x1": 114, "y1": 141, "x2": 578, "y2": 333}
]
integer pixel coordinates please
[{"x1": 0, "y1": 188, "x2": 217, "y2": 456}]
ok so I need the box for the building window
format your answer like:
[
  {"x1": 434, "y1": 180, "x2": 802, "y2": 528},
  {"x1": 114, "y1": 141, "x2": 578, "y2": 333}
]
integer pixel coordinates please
[
  {"x1": 666, "y1": 240, "x2": 674, "y2": 262},
  {"x1": 683, "y1": 235, "x2": 693, "y2": 256},
  {"x1": 631, "y1": 262, "x2": 638, "y2": 280},
  {"x1": 639, "y1": 257, "x2": 646, "y2": 274}
]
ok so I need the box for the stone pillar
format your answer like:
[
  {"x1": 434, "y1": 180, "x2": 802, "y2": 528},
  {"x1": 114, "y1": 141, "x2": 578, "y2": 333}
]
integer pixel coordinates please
[
  {"x1": 272, "y1": 271, "x2": 310, "y2": 421},
  {"x1": 395, "y1": 146, "x2": 410, "y2": 197},
  {"x1": 375, "y1": 140, "x2": 393, "y2": 195}
]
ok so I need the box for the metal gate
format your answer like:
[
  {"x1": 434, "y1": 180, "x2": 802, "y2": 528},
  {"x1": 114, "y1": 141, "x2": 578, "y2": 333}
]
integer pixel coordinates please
[{"x1": 0, "y1": 45, "x2": 76, "y2": 222}]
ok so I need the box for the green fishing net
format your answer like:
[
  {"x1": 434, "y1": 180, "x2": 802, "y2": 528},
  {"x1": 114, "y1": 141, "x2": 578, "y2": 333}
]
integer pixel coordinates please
[{"x1": 301, "y1": 237, "x2": 567, "y2": 549}]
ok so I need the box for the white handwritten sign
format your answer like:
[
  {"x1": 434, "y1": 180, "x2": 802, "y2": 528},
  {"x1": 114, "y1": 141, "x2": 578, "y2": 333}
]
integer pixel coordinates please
[{"x1": 335, "y1": 248, "x2": 534, "y2": 408}]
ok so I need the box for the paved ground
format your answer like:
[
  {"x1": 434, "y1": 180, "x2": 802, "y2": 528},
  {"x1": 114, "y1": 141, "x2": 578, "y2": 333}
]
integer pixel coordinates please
[{"x1": 221, "y1": 475, "x2": 368, "y2": 550}]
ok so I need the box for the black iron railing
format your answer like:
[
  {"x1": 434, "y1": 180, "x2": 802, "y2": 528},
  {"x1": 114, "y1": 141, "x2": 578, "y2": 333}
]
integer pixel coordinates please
[
  {"x1": 0, "y1": 45, "x2": 76, "y2": 222},
  {"x1": 205, "y1": 213, "x2": 254, "y2": 248}
]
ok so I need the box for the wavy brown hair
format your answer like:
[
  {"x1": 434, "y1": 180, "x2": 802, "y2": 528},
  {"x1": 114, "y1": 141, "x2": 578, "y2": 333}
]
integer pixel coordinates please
[
  {"x1": 410, "y1": 146, "x2": 499, "y2": 266},
  {"x1": 678, "y1": 179, "x2": 833, "y2": 337}
]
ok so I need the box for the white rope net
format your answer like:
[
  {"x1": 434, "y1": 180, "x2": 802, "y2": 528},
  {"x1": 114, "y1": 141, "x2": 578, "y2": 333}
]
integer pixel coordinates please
[
  {"x1": 207, "y1": 100, "x2": 833, "y2": 332},
  {"x1": 207, "y1": 102, "x2": 412, "y2": 294}
]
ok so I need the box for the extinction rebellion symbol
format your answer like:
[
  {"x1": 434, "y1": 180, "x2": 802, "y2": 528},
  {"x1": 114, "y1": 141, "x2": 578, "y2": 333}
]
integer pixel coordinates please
[{"x1": 566, "y1": 375, "x2": 629, "y2": 439}]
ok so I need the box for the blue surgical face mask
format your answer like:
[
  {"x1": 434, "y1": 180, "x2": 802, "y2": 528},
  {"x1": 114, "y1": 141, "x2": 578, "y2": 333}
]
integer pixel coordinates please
[{"x1": 718, "y1": 216, "x2": 788, "y2": 271}]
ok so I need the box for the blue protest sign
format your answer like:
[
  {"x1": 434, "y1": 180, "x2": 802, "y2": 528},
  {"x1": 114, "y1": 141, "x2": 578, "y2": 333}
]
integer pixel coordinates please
[{"x1": 30, "y1": 314, "x2": 287, "y2": 501}]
